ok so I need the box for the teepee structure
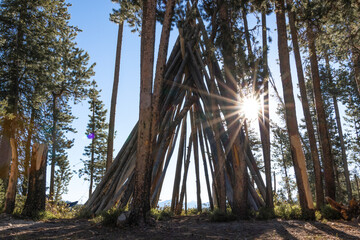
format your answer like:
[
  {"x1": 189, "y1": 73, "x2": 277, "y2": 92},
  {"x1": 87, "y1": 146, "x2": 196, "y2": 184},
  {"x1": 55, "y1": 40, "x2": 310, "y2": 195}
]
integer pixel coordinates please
[{"x1": 84, "y1": 8, "x2": 267, "y2": 215}]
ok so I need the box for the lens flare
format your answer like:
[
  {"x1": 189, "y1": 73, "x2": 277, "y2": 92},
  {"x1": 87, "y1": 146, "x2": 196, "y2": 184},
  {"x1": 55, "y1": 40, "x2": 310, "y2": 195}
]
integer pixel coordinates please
[
  {"x1": 239, "y1": 96, "x2": 260, "y2": 122},
  {"x1": 87, "y1": 133, "x2": 95, "y2": 139}
]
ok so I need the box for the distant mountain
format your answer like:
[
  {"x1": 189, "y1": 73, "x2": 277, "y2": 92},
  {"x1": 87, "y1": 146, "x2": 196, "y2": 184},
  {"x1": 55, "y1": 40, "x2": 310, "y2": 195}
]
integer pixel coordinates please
[{"x1": 158, "y1": 200, "x2": 210, "y2": 209}]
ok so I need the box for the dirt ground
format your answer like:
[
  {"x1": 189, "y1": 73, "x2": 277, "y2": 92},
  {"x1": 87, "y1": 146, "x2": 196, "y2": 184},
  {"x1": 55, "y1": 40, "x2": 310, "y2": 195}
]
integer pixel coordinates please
[{"x1": 0, "y1": 213, "x2": 359, "y2": 240}]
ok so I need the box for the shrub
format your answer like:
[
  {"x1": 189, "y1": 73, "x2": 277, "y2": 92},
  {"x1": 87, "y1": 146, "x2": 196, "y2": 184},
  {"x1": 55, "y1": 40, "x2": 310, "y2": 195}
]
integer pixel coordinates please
[
  {"x1": 256, "y1": 207, "x2": 275, "y2": 220},
  {"x1": 320, "y1": 205, "x2": 341, "y2": 220},
  {"x1": 151, "y1": 206, "x2": 173, "y2": 221},
  {"x1": 100, "y1": 207, "x2": 123, "y2": 226},
  {"x1": 209, "y1": 208, "x2": 236, "y2": 222}
]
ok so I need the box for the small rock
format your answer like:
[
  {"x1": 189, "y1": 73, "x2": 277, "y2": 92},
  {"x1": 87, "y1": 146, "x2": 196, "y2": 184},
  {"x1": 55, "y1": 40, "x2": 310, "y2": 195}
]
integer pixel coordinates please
[{"x1": 117, "y1": 211, "x2": 130, "y2": 227}]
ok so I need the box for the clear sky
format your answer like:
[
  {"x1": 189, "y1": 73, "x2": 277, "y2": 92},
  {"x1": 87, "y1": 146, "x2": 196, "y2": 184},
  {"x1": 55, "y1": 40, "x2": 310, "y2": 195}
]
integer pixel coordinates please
[{"x1": 56, "y1": 0, "x2": 350, "y2": 205}]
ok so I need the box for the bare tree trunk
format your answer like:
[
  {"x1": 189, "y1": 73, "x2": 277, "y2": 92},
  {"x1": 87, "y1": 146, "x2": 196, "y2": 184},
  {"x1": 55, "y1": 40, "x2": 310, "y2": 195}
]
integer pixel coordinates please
[
  {"x1": 106, "y1": 23, "x2": 124, "y2": 171},
  {"x1": 0, "y1": 135, "x2": 11, "y2": 180},
  {"x1": 281, "y1": 142, "x2": 292, "y2": 203},
  {"x1": 89, "y1": 98, "x2": 95, "y2": 198},
  {"x1": 306, "y1": 24, "x2": 336, "y2": 200},
  {"x1": 22, "y1": 110, "x2": 35, "y2": 196},
  {"x1": 129, "y1": 0, "x2": 156, "y2": 225},
  {"x1": 22, "y1": 144, "x2": 48, "y2": 217},
  {"x1": 219, "y1": 0, "x2": 248, "y2": 218},
  {"x1": 287, "y1": 3, "x2": 324, "y2": 208},
  {"x1": 151, "y1": 0, "x2": 176, "y2": 144},
  {"x1": 275, "y1": 0, "x2": 314, "y2": 212},
  {"x1": 324, "y1": 54, "x2": 352, "y2": 201},
  {"x1": 261, "y1": 8, "x2": 273, "y2": 209},
  {"x1": 4, "y1": 138, "x2": 18, "y2": 214},
  {"x1": 49, "y1": 93, "x2": 58, "y2": 201}
]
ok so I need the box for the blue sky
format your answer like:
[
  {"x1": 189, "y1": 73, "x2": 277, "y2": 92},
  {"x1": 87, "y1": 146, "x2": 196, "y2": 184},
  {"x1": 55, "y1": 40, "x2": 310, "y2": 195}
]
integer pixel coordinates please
[{"x1": 57, "y1": 0, "x2": 350, "y2": 205}]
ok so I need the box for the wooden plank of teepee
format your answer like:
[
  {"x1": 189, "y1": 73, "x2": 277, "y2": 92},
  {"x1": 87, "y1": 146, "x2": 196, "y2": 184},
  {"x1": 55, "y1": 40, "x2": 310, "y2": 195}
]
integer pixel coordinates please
[
  {"x1": 195, "y1": 106, "x2": 214, "y2": 210},
  {"x1": 176, "y1": 135, "x2": 193, "y2": 214},
  {"x1": 190, "y1": 105, "x2": 202, "y2": 212},
  {"x1": 151, "y1": 122, "x2": 181, "y2": 207},
  {"x1": 171, "y1": 114, "x2": 187, "y2": 212},
  {"x1": 85, "y1": 124, "x2": 138, "y2": 212}
]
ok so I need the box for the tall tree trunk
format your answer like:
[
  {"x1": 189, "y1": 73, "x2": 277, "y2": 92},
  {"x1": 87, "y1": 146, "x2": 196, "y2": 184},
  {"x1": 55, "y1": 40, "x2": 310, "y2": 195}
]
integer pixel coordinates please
[
  {"x1": 287, "y1": 3, "x2": 324, "y2": 208},
  {"x1": 4, "y1": 138, "x2": 18, "y2": 214},
  {"x1": 280, "y1": 142, "x2": 292, "y2": 203},
  {"x1": 261, "y1": 8, "x2": 273, "y2": 208},
  {"x1": 129, "y1": 0, "x2": 156, "y2": 224},
  {"x1": 106, "y1": 23, "x2": 124, "y2": 171},
  {"x1": 219, "y1": 0, "x2": 248, "y2": 218},
  {"x1": 89, "y1": 98, "x2": 95, "y2": 198},
  {"x1": 49, "y1": 93, "x2": 58, "y2": 201},
  {"x1": 0, "y1": 135, "x2": 11, "y2": 180},
  {"x1": 23, "y1": 109, "x2": 35, "y2": 196},
  {"x1": 324, "y1": 54, "x2": 352, "y2": 201},
  {"x1": 151, "y1": 0, "x2": 176, "y2": 145},
  {"x1": 22, "y1": 144, "x2": 48, "y2": 217},
  {"x1": 306, "y1": 24, "x2": 336, "y2": 200},
  {"x1": 275, "y1": 0, "x2": 314, "y2": 212},
  {"x1": 355, "y1": 174, "x2": 360, "y2": 197}
]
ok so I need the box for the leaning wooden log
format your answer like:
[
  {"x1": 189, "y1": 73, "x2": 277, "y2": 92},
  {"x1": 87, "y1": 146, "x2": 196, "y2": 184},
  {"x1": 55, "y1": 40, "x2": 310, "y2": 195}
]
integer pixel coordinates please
[
  {"x1": 190, "y1": 106, "x2": 202, "y2": 212},
  {"x1": 326, "y1": 196, "x2": 360, "y2": 221},
  {"x1": 22, "y1": 143, "x2": 48, "y2": 217},
  {"x1": 171, "y1": 116, "x2": 187, "y2": 212},
  {"x1": 196, "y1": 111, "x2": 214, "y2": 210},
  {"x1": 176, "y1": 135, "x2": 193, "y2": 214}
]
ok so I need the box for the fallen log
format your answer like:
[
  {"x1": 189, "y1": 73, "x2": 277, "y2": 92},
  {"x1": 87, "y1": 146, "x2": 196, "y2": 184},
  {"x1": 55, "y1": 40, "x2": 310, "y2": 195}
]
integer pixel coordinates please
[{"x1": 326, "y1": 196, "x2": 360, "y2": 220}]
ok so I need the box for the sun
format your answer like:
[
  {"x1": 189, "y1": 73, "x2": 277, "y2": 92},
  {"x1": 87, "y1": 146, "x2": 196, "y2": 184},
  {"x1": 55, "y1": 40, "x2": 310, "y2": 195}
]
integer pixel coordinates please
[{"x1": 239, "y1": 96, "x2": 260, "y2": 122}]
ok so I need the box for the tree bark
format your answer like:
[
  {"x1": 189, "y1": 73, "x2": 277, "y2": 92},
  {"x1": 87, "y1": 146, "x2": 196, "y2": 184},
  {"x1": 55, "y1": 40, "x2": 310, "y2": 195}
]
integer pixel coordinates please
[
  {"x1": 106, "y1": 23, "x2": 124, "y2": 171},
  {"x1": 324, "y1": 54, "x2": 352, "y2": 201},
  {"x1": 287, "y1": 3, "x2": 324, "y2": 208},
  {"x1": 306, "y1": 24, "x2": 336, "y2": 200},
  {"x1": 275, "y1": 0, "x2": 314, "y2": 211},
  {"x1": 4, "y1": 138, "x2": 18, "y2": 214},
  {"x1": 22, "y1": 144, "x2": 48, "y2": 217},
  {"x1": 49, "y1": 93, "x2": 58, "y2": 201},
  {"x1": 22, "y1": 110, "x2": 35, "y2": 196},
  {"x1": 219, "y1": 0, "x2": 248, "y2": 218},
  {"x1": 0, "y1": 136, "x2": 11, "y2": 180},
  {"x1": 261, "y1": 8, "x2": 273, "y2": 208},
  {"x1": 151, "y1": 0, "x2": 176, "y2": 144},
  {"x1": 129, "y1": 0, "x2": 156, "y2": 225}
]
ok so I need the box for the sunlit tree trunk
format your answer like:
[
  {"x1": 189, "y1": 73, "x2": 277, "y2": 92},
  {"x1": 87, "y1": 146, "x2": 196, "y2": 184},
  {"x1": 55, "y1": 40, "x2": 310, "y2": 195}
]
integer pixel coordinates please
[
  {"x1": 4, "y1": 138, "x2": 18, "y2": 213},
  {"x1": 106, "y1": 23, "x2": 124, "y2": 171},
  {"x1": 287, "y1": 2, "x2": 324, "y2": 208},
  {"x1": 306, "y1": 24, "x2": 336, "y2": 200},
  {"x1": 275, "y1": 0, "x2": 314, "y2": 212},
  {"x1": 129, "y1": 0, "x2": 156, "y2": 224}
]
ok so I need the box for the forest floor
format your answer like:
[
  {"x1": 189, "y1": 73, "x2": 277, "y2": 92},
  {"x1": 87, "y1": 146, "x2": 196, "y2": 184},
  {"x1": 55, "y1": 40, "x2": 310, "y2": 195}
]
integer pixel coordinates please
[{"x1": 0, "y1": 213, "x2": 359, "y2": 240}]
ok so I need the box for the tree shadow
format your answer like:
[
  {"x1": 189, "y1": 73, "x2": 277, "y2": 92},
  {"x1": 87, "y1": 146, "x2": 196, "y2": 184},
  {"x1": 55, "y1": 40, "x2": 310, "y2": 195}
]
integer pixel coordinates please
[{"x1": 309, "y1": 221, "x2": 359, "y2": 240}]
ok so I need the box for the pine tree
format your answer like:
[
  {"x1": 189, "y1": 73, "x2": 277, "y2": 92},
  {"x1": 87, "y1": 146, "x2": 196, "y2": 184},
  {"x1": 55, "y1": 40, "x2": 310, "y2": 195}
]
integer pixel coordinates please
[{"x1": 80, "y1": 80, "x2": 108, "y2": 198}]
